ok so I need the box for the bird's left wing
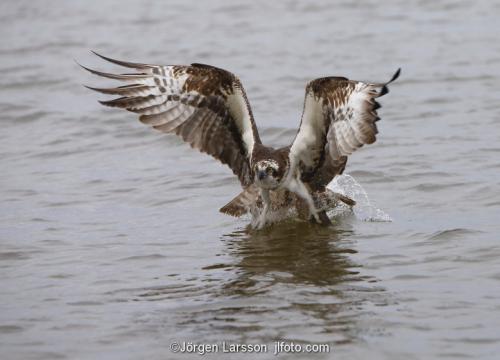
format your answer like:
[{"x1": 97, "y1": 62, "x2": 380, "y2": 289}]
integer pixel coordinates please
[
  {"x1": 289, "y1": 69, "x2": 400, "y2": 182},
  {"x1": 80, "y1": 52, "x2": 261, "y2": 187}
]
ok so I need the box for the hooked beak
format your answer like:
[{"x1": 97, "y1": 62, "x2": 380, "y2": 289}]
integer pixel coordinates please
[{"x1": 257, "y1": 170, "x2": 267, "y2": 180}]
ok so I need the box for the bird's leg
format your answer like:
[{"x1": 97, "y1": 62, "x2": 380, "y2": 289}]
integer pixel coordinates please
[
  {"x1": 286, "y1": 178, "x2": 321, "y2": 223},
  {"x1": 255, "y1": 188, "x2": 271, "y2": 229}
]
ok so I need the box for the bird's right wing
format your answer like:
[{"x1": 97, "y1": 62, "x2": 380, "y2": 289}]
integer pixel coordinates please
[{"x1": 81, "y1": 52, "x2": 261, "y2": 187}]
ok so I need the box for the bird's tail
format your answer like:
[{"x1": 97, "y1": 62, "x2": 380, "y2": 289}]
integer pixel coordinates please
[{"x1": 219, "y1": 185, "x2": 260, "y2": 217}]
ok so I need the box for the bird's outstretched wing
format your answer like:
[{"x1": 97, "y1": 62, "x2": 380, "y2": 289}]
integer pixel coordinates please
[
  {"x1": 81, "y1": 52, "x2": 261, "y2": 187},
  {"x1": 289, "y1": 69, "x2": 400, "y2": 186}
]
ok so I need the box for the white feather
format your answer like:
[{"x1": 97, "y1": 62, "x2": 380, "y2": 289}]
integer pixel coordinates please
[
  {"x1": 289, "y1": 94, "x2": 325, "y2": 169},
  {"x1": 226, "y1": 89, "x2": 255, "y2": 156}
]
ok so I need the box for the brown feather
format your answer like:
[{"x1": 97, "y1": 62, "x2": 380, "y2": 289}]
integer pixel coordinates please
[
  {"x1": 82, "y1": 54, "x2": 262, "y2": 187},
  {"x1": 84, "y1": 84, "x2": 154, "y2": 96},
  {"x1": 291, "y1": 69, "x2": 401, "y2": 190}
]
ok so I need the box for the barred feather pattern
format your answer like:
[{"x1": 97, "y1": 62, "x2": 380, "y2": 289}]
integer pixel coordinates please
[
  {"x1": 81, "y1": 52, "x2": 261, "y2": 187},
  {"x1": 290, "y1": 69, "x2": 400, "y2": 185}
]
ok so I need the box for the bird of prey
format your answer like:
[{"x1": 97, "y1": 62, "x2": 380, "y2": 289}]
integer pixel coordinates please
[{"x1": 81, "y1": 52, "x2": 400, "y2": 229}]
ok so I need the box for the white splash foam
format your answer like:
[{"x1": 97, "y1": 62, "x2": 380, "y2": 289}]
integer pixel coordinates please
[{"x1": 326, "y1": 174, "x2": 392, "y2": 222}]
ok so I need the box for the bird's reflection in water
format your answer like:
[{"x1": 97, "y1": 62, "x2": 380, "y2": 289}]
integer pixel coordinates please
[
  {"x1": 198, "y1": 220, "x2": 386, "y2": 344},
  {"x1": 221, "y1": 221, "x2": 361, "y2": 293}
]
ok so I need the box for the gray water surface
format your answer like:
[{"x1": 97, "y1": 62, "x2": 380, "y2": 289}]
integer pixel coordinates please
[{"x1": 1, "y1": 1, "x2": 500, "y2": 359}]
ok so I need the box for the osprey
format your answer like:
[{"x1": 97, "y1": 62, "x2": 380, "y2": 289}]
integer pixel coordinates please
[{"x1": 81, "y1": 52, "x2": 400, "y2": 229}]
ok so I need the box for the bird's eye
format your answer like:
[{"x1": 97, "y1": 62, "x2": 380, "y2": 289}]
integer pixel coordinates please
[{"x1": 268, "y1": 168, "x2": 277, "y2": 176}]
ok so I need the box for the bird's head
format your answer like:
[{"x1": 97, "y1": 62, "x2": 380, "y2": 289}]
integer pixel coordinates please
[{"x1": 253, "y1": 159, "x2": 284, "y2": 189}]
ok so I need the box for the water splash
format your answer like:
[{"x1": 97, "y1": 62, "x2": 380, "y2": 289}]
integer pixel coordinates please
[
  {"x1": 326, "y1": 174, "x2": 392, "y2": 222},
  {"x1": 245, "y1": 174, "x2": 391, "y2": 226}
]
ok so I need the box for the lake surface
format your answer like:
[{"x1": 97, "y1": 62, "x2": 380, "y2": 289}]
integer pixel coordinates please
[{"x1": 1, "y1": 0, "x2": 500, "y2": 359}]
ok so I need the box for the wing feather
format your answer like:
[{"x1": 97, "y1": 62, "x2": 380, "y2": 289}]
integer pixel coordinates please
[
  {"x1": 84, "y1": 84, "x2": 157, "y2": 96},
  {"x1": 289, "y1": 69, "x2": 400, "y2": 188},
  {"x1": 81, "y1": 52, "x2": 261, "y2": 187}
]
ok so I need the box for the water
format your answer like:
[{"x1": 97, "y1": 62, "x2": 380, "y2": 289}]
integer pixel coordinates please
[
  {"x1": 1, "y1": 0, "x2": 500, "y2": 359},
  {"x1": 328, "y1": 174, "x2": 393, "y2": 222}
]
